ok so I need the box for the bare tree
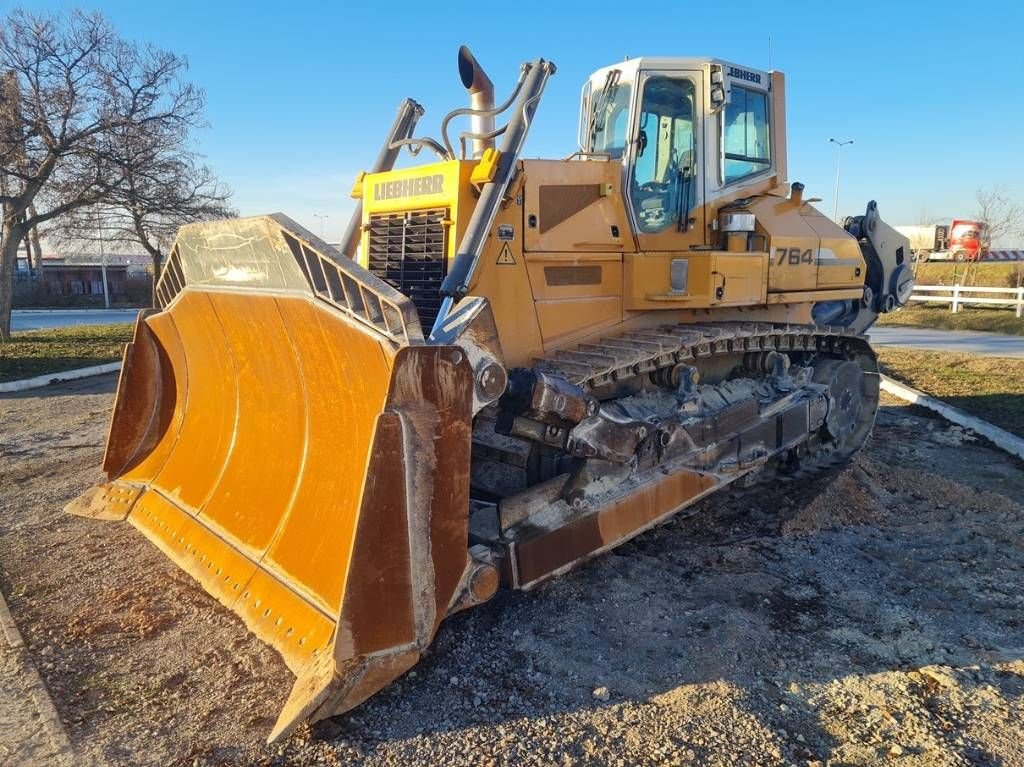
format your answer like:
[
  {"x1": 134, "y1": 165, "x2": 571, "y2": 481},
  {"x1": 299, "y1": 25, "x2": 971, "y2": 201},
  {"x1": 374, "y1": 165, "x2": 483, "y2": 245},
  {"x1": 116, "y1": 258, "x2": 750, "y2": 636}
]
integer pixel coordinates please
[
  {"x1": 916, "y1": 208, "x2": 939, "y2": 226},
  {"x1": 57, "y1": 145, "x2": 233, "y2": 305},
  {"x1": 974, "y1": 186, "x2": 1023, "y2": 247},
  {"x1": 961, "y1": 186, "x2": 1024, "y2": 286},
  {"x1": 0, "y1": 9, "x2": 205, "y2": 338}
]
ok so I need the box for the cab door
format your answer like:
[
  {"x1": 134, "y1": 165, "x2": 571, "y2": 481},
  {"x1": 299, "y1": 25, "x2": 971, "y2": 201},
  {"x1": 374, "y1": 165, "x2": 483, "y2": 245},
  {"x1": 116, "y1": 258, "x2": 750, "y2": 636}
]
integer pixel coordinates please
[{"x1": 625, "y1": 71, "x2": 706, "y2": 251}]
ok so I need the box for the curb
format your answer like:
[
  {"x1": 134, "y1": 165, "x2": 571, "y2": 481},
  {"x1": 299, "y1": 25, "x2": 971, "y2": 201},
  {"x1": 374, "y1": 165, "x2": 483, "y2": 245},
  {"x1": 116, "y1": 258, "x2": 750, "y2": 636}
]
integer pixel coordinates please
[
  {"x1": 880, "y1": 374, "x2": 1024, "y2": 460},
  {"x1": 12, "y1": 309, "x2": 140, "y2": 314},
  {"x1": 0, "y1": 590, "x2": 76, "y2": 766},
  {"x1": 0, "y1": 362, "x2": 122, "y2": 394}
]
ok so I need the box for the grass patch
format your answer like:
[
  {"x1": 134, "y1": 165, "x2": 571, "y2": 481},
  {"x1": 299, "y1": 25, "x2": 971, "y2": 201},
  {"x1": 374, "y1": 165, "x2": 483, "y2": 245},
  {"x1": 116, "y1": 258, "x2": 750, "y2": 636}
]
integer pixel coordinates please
[
  {"x1": 877, "y1": 348, "x2": 1024, "y2": 438},
  {"x1": 913, "y1": 261, "x2": 1024, "y2": 287},
  {"x1": 0, "y1": 324, "x2": 132, "y2": 383},
  {"x1": 877, "y1": 305, "x2": 1024, "y2": 336}
]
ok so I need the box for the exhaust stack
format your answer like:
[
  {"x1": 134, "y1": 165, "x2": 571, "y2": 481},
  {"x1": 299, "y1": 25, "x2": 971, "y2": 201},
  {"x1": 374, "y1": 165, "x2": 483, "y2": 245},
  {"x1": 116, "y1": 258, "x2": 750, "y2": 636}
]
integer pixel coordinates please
[{"x1": 458, "y1": 45, "x2": 494, "y2": 158}]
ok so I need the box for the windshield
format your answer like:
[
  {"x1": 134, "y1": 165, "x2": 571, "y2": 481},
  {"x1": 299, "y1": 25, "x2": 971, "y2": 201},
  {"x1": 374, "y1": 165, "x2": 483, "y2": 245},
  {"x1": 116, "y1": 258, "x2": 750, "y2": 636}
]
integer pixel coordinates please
[
  {"x1": 585, "y1": 71, "x2": 632, "y2": 158},
  {"x1": 952, "y1": 223, "x2": 981, "y2": 240}
]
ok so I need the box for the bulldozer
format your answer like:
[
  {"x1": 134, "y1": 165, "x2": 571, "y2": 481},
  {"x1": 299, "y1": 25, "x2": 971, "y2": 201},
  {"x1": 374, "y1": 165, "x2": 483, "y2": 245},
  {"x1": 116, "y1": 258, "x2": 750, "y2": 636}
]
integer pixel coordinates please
[{"x1": 69, "y1": 47, "x2": 913, "y2": 742}]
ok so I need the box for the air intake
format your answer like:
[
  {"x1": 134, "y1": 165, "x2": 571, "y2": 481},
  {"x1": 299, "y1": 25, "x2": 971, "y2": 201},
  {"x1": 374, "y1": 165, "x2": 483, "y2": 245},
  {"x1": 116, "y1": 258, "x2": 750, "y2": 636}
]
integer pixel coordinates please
[{"x1": 366, "y1": 208, "x2": 450, "y2": 329}]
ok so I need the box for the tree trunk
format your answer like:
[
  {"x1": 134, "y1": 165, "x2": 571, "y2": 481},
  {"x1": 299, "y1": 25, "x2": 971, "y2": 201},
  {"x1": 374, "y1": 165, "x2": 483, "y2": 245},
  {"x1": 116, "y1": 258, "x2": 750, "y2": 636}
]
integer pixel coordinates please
[
  {"x1": 149, "y1": 250, "x2": 163, "y2": 308},
  {"x1": 0, "y1": 218, "x2": 25, "y2": 339},
  {"x1": 21, "y1": 230, "x2": 32, "y2": 271},
  {"x1": 27, "y1": 204, "x2": 43, "y2": 282},
  {"x1": 20, "y1": 229, "x2": 33, "y2": 274}
]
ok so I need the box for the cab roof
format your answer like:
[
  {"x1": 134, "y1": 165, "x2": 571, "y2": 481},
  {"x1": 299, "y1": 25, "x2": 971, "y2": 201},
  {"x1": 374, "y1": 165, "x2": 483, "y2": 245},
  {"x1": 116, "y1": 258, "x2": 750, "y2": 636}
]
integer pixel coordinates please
[{"x1": 587, "y1": 57, "x2": 775, "y2": 83}]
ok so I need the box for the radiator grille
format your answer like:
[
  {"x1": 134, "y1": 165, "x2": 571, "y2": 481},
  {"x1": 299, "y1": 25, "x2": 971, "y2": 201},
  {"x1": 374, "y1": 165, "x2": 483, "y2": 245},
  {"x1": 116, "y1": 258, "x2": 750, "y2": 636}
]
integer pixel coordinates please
[{"x1": 367, "y1": 208, "x2": 449, "y2": 329}]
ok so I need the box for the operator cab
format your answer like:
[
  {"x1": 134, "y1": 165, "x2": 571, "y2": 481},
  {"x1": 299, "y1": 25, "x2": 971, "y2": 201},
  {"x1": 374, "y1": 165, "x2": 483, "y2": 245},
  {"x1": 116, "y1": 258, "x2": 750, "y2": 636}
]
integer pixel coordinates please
[{"x1": 578, "y1": 57, "x2": 783, "y2": 244}]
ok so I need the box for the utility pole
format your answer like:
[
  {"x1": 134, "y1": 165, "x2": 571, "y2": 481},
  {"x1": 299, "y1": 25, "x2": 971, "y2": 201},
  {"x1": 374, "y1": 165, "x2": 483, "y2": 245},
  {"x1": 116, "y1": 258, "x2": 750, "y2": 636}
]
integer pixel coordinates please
[
  {"x1": 829, "y1": 138, "x2": 853, "y2": 223},
  {"x1": 96, "y1": 208, "x2": 110, "y2": 309},
  {"x1": 313, "y1": 214, "x2": 329, "y2": 240}
]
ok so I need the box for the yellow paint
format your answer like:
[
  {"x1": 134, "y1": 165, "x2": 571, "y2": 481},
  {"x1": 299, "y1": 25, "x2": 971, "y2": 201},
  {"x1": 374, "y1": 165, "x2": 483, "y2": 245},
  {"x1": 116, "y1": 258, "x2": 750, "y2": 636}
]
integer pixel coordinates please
[
  {"x1": 767, "y1": 288, "x2": 862, "y2": 304},
  {"x1": 464, "y1": 192, "x2": 545, "y2": 367},
  {"x1": 801, "y1": 207, "x2": 866, "y2": 289},
  {"x1": 521, "y1": 159, "x2": 631, "y2": 253},
  {"x1": 358, "y1": 160, "x2": 480, "y2": 268},
  {"x1": 350, "y1": 171, "x2": 366, "y2": 200},
  {"x1": 624, "y1": 251, "x2": 767, "y2": 310},
  {"x1": 102, "y1": 288, "x2": 397, "y2": 676},
  {"x1": 470, "y1": 148, "x2": 501, "y2": 186},
  {"x1": 354, "y1": 100, "x2": 866, "y2": 368},
  {"x1": 536, "y1": 296, "x2": 622, "y2": 349}
]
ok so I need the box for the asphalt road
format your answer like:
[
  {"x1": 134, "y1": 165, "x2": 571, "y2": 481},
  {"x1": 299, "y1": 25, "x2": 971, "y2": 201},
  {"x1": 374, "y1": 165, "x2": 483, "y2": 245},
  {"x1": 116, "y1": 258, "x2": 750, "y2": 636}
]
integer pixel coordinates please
[
  {"x1": 10, "y1": 309, "x2": 1024, "y2": 360},
  {"x1": 11, "y1": 309, "x2": 139, "y2": 332},
  {"x1": 868, "y1": 325, "x2": 1024, "y2": 358}
]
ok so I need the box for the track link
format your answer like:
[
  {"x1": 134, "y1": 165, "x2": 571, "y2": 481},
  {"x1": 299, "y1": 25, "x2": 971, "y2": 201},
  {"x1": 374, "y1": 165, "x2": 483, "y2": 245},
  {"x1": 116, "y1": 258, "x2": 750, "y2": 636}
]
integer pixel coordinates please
[{"x1": 531, "y1": 321, "x2": 873, "y2": 395}]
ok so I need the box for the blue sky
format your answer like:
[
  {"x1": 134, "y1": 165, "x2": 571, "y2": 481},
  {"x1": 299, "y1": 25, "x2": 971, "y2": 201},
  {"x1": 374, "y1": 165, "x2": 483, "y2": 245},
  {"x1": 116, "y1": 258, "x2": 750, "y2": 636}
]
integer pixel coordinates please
[{"x1": 10, "y1": 0, "x2": 1024, "y2": 243}]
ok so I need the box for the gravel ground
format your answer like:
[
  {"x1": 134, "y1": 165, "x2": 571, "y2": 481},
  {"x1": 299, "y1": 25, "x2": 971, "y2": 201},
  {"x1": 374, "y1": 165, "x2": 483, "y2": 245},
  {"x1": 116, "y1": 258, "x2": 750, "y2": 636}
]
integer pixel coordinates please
[{"x1": 1, "y1": 374, "x2": 1023, "y2": 766}]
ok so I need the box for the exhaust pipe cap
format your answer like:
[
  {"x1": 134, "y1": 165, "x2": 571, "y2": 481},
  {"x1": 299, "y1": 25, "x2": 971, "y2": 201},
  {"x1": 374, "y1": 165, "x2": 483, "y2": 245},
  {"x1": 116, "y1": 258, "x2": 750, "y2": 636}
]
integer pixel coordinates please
[
  {"x1": 458, "y1": 45, "x2": 493, "y2": 93},
  {"x1": 456, "y1": 45, "x2": 496, "y2": 158}
]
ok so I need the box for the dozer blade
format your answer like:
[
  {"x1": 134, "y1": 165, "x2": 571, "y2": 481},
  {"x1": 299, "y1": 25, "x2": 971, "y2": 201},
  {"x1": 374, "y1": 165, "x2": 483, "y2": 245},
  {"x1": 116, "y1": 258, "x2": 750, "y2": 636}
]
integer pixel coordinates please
[{"x1": 68, "y1": 215, "x2": 481, "y2": 742}]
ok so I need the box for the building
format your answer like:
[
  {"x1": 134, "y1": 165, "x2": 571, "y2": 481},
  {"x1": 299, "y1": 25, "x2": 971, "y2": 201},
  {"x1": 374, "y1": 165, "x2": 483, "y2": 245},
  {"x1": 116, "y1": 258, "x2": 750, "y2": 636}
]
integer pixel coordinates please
[{"x1": 16, "y1": 251, "x2": 152, "y2": 298}]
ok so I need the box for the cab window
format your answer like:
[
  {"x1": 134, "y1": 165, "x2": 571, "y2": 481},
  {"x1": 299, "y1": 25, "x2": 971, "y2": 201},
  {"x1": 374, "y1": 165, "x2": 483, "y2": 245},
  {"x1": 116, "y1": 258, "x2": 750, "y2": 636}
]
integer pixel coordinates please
[
  {"x1": 586, "y1": 74, "x2": 631, "y2": 158},
  {"x1": 723, "y1": 85, "x2": 770, "y2": 183},
  {"x1": 629, "y1": 76, "x2": 696, "y2": 234},
  {"x1": 577, "y1": 81, "x2": 592, "y2": 149}
]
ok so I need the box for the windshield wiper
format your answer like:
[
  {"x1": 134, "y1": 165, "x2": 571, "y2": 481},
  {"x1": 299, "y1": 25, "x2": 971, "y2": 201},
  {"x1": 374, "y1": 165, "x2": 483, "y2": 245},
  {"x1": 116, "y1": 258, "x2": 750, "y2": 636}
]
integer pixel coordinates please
[
  {"x1": 677, "y1": 163, "x2": 693, "y2": 232},
  {"x1": 676, "y1": 134, "x2": 696, "y2": 232},
  {"x1": 587, "y1": 69, "x2": 620, "y2": 151}
]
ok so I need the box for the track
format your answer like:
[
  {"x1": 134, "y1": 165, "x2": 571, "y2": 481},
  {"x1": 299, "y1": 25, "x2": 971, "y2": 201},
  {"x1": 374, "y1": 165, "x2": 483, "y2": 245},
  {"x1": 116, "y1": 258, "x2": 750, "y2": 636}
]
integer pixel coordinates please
[
  {"x1": 484, "y1": 320, "x2": 879, "y2": 488},
  {"x1": 471, "y1": 322, "x2": 881, "y2": 590},
  {"x1": 530, "y1": 321, "x2": 868, "y2": 393}
]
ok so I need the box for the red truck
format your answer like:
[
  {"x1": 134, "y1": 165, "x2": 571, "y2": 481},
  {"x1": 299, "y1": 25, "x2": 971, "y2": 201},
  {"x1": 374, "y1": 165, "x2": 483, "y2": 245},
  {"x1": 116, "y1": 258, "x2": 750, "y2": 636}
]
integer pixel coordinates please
[{"x1": 894, "y1": 219, "x2": 990, "y2": 261}]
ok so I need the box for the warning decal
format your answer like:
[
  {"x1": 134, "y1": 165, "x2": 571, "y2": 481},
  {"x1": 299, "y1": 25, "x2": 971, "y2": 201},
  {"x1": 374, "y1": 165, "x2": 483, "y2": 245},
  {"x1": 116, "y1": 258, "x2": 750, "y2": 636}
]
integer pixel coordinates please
[{"x1": 496, "y1": 242, "x2": 516, "y2": 265}]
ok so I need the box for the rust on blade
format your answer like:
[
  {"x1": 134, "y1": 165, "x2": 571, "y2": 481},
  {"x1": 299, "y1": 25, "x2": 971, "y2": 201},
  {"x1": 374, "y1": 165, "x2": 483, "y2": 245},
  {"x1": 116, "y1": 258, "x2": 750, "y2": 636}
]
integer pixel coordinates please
[{"x1": 510, "y1": 467, "x2": 719, "y2": 589}]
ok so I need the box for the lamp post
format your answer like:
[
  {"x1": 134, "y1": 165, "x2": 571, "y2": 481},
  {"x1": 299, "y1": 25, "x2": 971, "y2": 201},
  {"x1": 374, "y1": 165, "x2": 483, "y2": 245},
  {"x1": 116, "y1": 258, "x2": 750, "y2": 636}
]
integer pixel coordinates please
[
  {"x1": 313, "y1": 214, "x2": 329, "y2": 240},
  {"x1": 829, "y1": 138, "x2": 853, "y2": 223}
]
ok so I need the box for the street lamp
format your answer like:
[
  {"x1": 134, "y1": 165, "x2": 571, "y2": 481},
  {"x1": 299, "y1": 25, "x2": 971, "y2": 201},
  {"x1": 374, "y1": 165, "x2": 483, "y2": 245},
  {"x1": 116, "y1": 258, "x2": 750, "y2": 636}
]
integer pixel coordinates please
[
  {"x1": 313, "y1": 214, "x2": 329, "y2": 240},
  {"x1": 829, "y1": 138, "x2": 853, "y2": 223}
]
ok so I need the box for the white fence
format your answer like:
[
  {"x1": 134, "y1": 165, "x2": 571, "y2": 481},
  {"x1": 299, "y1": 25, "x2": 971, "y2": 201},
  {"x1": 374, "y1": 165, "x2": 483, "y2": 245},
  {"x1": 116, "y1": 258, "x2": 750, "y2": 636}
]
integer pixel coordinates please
[{"x1": 910, "y1": 284, "x2": 1024, "y2": 317}]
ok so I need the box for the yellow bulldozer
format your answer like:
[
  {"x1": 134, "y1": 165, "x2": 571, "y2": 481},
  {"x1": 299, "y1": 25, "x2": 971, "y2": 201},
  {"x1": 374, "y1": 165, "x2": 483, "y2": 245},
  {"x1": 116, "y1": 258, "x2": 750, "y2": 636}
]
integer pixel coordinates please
[{"x1": 69, "y1": 47, "x2": 913, "y2": 741}]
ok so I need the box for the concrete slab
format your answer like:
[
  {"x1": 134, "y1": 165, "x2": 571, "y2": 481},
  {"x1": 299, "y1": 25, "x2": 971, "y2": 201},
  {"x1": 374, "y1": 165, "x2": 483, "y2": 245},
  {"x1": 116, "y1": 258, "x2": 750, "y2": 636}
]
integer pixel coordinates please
[{"x1": 869, "y1": 326, "x2": 1024, "y2": 358}]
